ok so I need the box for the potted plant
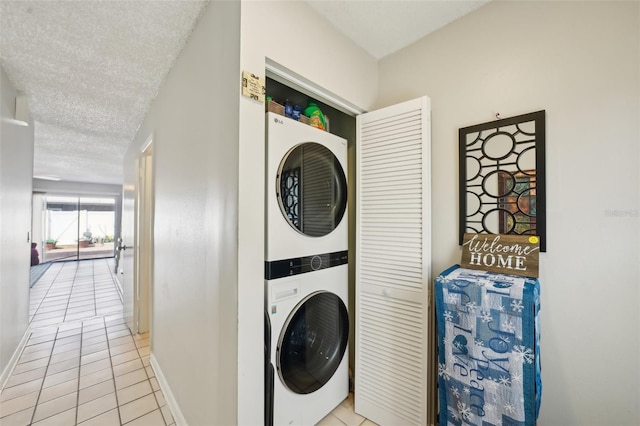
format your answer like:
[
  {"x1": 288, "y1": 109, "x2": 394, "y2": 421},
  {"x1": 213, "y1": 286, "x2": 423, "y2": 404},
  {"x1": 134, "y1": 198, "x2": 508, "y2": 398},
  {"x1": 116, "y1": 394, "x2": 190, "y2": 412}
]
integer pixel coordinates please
[
  {"x1": 45, "y1": 238, "x2": 56, "y2": 250},
  {"x1": 79, "y1": 229, "x2": 93, "y2": 248}
]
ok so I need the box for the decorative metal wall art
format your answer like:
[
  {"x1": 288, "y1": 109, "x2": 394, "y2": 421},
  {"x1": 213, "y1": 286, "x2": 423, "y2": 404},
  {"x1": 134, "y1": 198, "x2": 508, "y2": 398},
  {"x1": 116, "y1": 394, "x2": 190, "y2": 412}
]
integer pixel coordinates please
[{"x1": 459, "y1": 110, "x2": 546, "y2": 251}]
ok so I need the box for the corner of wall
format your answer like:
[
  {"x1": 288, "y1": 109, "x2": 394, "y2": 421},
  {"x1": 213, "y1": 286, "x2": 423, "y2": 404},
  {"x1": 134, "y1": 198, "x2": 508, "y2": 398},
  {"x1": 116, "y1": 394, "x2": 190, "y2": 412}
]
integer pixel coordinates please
[
  {"x1": 0, "y1": 64, "x2": 34, "y2": 379},
  {"x1": 150, "y1": 354, "x2": 186, "y2": 426},
  {"x1": 0, "y1": 328, "x2": 31, "y2": 391}
]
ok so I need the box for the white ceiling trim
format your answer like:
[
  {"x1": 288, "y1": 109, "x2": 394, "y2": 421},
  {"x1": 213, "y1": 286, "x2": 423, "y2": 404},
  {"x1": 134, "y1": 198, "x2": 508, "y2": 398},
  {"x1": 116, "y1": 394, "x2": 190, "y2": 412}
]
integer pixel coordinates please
[{"x1": 266, "y1": 59, "x2": 366, "y2": 116}]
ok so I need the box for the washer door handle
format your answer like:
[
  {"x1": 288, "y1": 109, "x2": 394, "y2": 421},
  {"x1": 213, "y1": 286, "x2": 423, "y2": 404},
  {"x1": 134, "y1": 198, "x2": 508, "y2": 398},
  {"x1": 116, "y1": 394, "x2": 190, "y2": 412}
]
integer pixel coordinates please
[{"x1": 275, "y1": 288, "x2": 297, "y2": 301}]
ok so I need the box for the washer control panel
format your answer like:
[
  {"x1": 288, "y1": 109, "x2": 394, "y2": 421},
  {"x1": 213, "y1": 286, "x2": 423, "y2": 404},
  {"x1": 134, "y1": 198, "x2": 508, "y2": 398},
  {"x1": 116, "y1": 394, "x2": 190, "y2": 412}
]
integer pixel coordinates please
[{"x1": 265, "y1": 250, "x2": 348, "y2": 280}]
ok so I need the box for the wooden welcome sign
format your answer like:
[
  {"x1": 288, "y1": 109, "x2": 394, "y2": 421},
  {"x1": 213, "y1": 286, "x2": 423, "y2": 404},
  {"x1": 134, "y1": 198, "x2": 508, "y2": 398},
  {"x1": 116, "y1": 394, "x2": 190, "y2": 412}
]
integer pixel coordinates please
[{"x1": 461, "y1": 233, "x2": 539, "y2": 278}]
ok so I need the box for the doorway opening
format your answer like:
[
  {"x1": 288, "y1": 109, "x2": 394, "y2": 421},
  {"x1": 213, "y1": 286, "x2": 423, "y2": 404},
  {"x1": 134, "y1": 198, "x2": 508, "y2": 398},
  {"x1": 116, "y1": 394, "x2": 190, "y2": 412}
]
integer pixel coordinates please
[
  {"x1": 135, "y1": 143, "x2": 154, "y2": 334},
  {"x1": 34, "y1": 194, "x2": 117, "y2": 263}
]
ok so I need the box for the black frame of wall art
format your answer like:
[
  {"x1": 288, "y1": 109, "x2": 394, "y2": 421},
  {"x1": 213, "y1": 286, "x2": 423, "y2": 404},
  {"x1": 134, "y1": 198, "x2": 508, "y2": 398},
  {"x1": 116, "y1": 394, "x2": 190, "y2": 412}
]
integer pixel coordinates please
[{"x1": 459, "y1": 110, "x2": 546, "y2": 252}]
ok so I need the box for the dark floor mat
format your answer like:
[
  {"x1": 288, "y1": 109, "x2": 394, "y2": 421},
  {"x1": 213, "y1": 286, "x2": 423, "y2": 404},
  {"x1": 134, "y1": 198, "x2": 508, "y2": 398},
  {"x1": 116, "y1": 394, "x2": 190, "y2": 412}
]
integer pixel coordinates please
[{"x1": 30, "y1": 262, "x2": 51, "y2": 288}]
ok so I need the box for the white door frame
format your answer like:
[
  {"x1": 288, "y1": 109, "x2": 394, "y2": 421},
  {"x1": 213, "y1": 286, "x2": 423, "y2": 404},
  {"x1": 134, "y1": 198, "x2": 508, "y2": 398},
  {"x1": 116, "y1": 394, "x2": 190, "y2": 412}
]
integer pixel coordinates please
[{"x1": 134, "y1": 138, "x2": 154, "y2": 334}]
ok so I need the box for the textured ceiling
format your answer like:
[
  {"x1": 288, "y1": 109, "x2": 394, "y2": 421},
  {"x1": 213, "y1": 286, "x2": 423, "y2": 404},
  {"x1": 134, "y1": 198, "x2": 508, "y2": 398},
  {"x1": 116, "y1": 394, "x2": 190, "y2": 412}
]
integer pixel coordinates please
[
  {"x1": 0, "y1": 0, "x2": 488, "y2": 186},
  {"x1": 0, "y1": 0, "x2": 208, "y2": 184}
]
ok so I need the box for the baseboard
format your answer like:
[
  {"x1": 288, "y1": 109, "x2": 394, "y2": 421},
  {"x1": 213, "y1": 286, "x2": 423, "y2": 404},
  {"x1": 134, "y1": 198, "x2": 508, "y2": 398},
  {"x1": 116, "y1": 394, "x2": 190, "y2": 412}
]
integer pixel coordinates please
[
  {"x1": 0, "y1": 326, "x2": 32, "y2": 391},
  {"x1": 150, "y1": 353, "x2": 187, "y2": 426}
]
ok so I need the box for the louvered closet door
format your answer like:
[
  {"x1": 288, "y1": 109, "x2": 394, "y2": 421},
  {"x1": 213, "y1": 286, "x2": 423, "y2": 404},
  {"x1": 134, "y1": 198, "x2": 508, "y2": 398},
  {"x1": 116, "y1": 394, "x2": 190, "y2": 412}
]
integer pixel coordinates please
[{"x1": 355, "y1": 96, "x2": 431, "y2": 426}]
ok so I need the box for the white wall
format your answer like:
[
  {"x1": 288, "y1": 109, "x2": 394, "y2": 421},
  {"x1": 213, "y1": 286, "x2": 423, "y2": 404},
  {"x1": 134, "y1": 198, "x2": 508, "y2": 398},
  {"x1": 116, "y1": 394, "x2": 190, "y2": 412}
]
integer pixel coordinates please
[
  {"x1": 122, "y1": 2, "x2": 241, "y2": 424},
  {"x1": 238, "y1": 1, "x2": 378, "y2": 423},
  {"x1": 0, "y1": 65, "x2": 34, "y2": 383},
  {"x1": 119, "y1": 1, "x2": 376, "y2": 422},
  {"x1": 377, "y1": 1, "x2": 639, "y2": 425}
]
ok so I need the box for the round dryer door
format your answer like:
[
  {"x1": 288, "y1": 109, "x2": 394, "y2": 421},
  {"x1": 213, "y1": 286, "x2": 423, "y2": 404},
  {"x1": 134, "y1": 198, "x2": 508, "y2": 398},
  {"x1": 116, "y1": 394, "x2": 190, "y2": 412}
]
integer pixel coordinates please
[
  {"x1": 277, "y1": 291, "x2": 349, "y2": 394},
  {"x1": 277, "y1": 142, "x2": 347, "y2": 237}
]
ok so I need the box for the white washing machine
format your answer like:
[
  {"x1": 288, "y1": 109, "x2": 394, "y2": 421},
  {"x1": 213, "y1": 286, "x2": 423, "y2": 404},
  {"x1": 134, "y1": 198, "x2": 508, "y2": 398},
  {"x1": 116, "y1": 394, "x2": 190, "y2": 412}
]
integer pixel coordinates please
[
  {"x1": 265, "y1": 112, "x2": 349, "y2": 425},
  {"x1": 265, "y1": 266, "x2": 349, "y2": 426}
]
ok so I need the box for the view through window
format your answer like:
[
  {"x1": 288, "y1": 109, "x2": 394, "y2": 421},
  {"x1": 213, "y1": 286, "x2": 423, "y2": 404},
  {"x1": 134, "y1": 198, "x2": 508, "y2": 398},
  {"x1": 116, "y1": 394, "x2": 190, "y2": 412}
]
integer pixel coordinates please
[{"x1": 42, "y1": 195, "x2": 116, "y2": 263}]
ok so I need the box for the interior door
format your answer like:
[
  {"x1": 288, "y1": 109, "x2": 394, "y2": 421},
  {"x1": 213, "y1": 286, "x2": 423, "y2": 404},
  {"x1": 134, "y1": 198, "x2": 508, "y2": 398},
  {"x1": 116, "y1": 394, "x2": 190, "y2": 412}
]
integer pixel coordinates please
[
  {"x1": 121, "y1": 162, "x2": 136, "y2": 332},
  {"x1": 355, "y1": 97, "x2": 432, "y2": 425},
  {"x1": 121, "y1": 141, "x2": 153, "y2": 334},
  {"x1": 136, "y1": 146, "x2": 153, "y2": 333}
]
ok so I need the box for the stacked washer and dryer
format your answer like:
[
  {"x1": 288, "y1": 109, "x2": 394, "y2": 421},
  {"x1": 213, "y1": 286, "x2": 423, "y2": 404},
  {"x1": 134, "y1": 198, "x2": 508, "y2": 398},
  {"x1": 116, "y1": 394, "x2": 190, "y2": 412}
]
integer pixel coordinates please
[{"x1": 264, "y1": 111, "x2": 350, "y2": 426}]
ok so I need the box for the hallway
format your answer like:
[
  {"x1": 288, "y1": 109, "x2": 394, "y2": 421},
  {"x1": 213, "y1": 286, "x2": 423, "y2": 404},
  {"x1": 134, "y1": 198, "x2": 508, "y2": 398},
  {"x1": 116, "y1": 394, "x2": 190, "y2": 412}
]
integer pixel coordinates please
[
  {"x1": 0, "y1": 260, "x2": 174, "y2": 425},
  {"x1": 2, "y1": 259, "x2": 373, "y2": 426}
]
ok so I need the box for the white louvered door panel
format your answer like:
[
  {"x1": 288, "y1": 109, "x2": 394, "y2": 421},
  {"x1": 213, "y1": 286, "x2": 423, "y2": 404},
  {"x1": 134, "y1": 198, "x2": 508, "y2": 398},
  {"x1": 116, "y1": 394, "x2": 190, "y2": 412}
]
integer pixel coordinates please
[{"x1": 355, "y1": 97, "x2": 431, "y2": 426}]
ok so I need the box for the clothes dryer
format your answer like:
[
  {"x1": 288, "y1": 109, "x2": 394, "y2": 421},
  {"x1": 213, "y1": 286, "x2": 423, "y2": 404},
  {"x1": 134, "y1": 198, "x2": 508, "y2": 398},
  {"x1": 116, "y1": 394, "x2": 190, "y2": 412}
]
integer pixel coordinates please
[
  {"x1": 265, "y1": 266, "x2": 349, "y2": 426},
  {"x1": 265, "y1": 112, "x2": 348, "y2": 280},
  {"x1": 265, "y1": 112, "x2": 350, "y2": 424}
]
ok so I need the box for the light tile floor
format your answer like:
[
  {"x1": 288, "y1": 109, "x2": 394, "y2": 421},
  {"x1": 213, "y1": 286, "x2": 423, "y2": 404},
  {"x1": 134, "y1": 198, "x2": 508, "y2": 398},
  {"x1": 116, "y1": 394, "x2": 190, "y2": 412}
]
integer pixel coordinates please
[
  {"x1": 317, "y1": 393, "x2": 378, "y2": 426},
  {"x1": 1, "y1": 260, "x2": 174, "y2": 426},
  {"x1": 29, "y1": 259, "x2": 123, "y2": 329},
  {"x1": 2, "y1": 259, "x2": 372, "y2": 426}
]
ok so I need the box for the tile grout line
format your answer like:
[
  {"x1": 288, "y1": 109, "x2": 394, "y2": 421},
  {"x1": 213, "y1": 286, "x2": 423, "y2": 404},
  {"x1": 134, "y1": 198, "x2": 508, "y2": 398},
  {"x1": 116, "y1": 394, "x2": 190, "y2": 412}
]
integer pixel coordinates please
[
  {"x1": 104, "y1": 318, "x2": 125, "y2": 426},
  {"x1": 29, "y1": 264, "x2": 64, "y2": 324},
  {"x1": 91, "y1": 262, "x2": 96, "y2": 326},
  {"x1": 92, "y1": 262, "x2": 97, "y2": 325},
  {"x1": 2, "y1": 260, "x2": 138, "y2": 425},
  {"x1": 63, "y1": 262, "x2": 80, "y2": 324},
  {"x1": 39, "y1": 264, "x2": 116, "y2": 424},
  {"x1": 116, "y1": 344, "x2": 147, "y2": 424},
  {"x1": 27, "y1": 326, "x2": 60, "y2": 425},
  {"x1": 114, "y1": 332, "x2": 161, "y2": 425},
  {"x1": 74, "y1": 319, "x2": 87, "y2": 426},
  {"x1": 143, "y1": 339, "x2": 169, "y2": 425},
  {"x1": 106, "y1": 258, "x2": 124, "y2": 302}
]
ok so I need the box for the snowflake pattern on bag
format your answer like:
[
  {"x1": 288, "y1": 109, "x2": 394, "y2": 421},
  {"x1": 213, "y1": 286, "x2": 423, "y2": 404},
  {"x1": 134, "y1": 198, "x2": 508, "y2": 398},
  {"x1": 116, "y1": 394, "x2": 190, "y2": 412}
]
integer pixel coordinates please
[{"x1": 435, "y1": 266, "x2": 541, "y2": 426}]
